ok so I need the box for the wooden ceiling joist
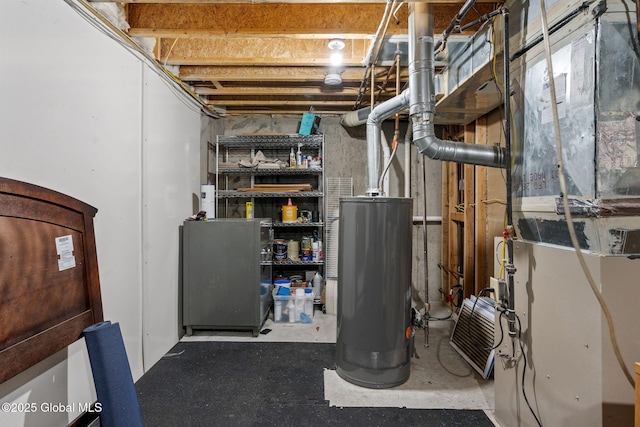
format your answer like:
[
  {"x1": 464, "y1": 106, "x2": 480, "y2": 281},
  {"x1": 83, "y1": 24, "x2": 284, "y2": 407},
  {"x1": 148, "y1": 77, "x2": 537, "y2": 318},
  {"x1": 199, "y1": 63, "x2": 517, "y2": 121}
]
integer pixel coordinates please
[
  {"x1": 126, "y1": 3, "x2": 495, "y2": 36},
  {"x1": 207, "y1": 99, "x2": 359, "y2": 106},
  {"x1": 86, "y1": 0, "x2": 501, "y2": 117},
  {"x1": 194, "y1": 86, "x2": 362, "y2": 96},
  {"x1": 103, "y1": 0, "x2": 496, "y2": 3},
  {"x1": 128, "y1": 28, "x2": 372, "y2": 40},
  {"x1": 158, "y1": 37, "x2": 368, "y2": 67},
  {"x1": 179, "y1": 66, "x2": 408, "y2": 82},
  {"x1": 127, "y1": 4, "x2": 408, "y2": 35}
]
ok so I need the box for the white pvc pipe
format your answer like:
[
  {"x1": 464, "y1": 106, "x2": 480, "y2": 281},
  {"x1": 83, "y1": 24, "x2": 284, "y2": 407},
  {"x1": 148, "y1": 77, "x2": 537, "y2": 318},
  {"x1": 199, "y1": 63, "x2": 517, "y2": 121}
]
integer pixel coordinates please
[{"x1": 412, "y1": 216, "x2": 442, "y2": 223}]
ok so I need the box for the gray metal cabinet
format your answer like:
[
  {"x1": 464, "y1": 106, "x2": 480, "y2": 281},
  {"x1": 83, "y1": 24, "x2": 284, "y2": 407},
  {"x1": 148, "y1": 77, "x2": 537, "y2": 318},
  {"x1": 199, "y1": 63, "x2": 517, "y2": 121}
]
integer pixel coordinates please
[{"x1": 182, "y1": 219, "x2": 272, "y2": 337}]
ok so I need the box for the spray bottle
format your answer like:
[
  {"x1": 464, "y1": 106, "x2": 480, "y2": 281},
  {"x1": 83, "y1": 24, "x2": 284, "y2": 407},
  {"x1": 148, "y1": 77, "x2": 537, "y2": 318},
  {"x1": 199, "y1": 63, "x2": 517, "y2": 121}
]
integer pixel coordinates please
[{"x1": 296, "y1": 143, "x2": 302, "y2": 168}]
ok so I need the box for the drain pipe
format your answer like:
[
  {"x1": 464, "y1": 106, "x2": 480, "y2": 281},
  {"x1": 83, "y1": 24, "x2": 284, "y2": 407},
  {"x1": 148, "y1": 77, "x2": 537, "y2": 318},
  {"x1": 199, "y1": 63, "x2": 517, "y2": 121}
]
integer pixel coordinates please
[
  {"x1": 409, "y1": 2, "x2": 506, "y2": 169},
  {"x1": 366, "y1": 90, "x2": 411, "y2": 196}
]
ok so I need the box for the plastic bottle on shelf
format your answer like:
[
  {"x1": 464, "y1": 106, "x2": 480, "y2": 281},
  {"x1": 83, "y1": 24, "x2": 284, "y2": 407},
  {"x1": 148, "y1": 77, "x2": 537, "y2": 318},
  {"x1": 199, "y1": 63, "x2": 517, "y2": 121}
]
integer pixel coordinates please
[
  {"x1": 274, "y1": 299, "x2": 282, "y2": 322},
  {"x1": 287, "y1": 298, "x2": 296, "y2": 323},
  {"x1": 295, "y1": 288, "x2": 305, "y2": 322},
  {"x1": 303, "y1": 288, "x2": 314, "y2": 322},
  {"x1": 289, "y1": 148, "x2": 296, "y2": 168},
  {"x1": 296, "y1": 143, "x2": 302, "y2": 168},
  {"x1": 312, "y1": 271, "x2": 323, "y2": 299}
]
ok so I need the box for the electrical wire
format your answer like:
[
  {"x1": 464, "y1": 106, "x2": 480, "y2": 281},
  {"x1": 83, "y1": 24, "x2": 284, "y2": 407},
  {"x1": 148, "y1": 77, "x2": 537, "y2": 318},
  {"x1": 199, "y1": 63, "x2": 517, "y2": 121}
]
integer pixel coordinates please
[
  {"x1": 539, "y1": 0, "x2": 634, "y2": 389},
  {"x1": 392, "y1": 1, "x2": 405, "y2": 23},
  {"x1": 466, "y1": 288, "x2": 504, "y2": 351},
  {"x1": 495, "y1": 238, "x2": 507, "y2": 279},
  {"x1": 514, "y1": 313, "x2": 544, "y2": 427},
  {"x1": 427, "y1": 286, "x2": 461, "y2": 321},
  {"x1": 490, "y1": 13, "x2": 517, "y2": 177},
  {"x1": 378, "y1": 136, "x2": 399, "y2": 189},
  {"x1": 163, "y1": 38, "x2": 179, "y2": 67}
]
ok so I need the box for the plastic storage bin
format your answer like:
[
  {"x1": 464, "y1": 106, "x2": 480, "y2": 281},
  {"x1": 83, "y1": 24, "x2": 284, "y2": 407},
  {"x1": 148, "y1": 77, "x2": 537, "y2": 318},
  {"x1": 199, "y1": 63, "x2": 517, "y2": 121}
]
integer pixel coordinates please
[{"x1": 273, "y1": 288, "x2": 314, "y2": 323}]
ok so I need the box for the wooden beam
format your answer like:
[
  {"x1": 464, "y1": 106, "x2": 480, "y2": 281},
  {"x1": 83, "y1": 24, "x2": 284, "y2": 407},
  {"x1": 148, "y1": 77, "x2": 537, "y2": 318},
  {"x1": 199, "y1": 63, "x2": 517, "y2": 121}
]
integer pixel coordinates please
[
  {"x1": 167, "y1": 56, "x2": 365, "y2": 67},
  {"x1": 179, "y1": 66, "x2": 407, "y2": 82},
  {"x1": 125, "y1": 3, "x2": 496, "y2": 35},
  {"x1": 485, "y1": 108, "x2": 507, "y2": 278},
  {"x1": 219, "y1": 109, "x2": 354, "y2": 116},
  {"x1": 194, "y1": 86, "x2": 361, "y2": 96},
  {"x1": 127, "y1": 3, "x2": 407, "y2": 34},
  {"x1": 447, "y1": 162, "x2": 459, "y2": 296},
  {"x1": 475, "y1": 115, "x2": 489, "y2": 294},
  {"x1": 158, "y1": 37, "x2": 368, "y2": 67},
  {"x1": 463, "y1": 124, "x2": 475, "y2": 298},
  {"x1": 441, "y1": 161, "x2": 451, "y2": 301},
  {"x1": 207, "y1": 99, "x2": 356, "y2": 106},
  {"x1": 99, "y1": 0, "x2": 496, "y2": 3},
  {"x1": 129, "y1": 28, "x2": 372, "y2": 40}
]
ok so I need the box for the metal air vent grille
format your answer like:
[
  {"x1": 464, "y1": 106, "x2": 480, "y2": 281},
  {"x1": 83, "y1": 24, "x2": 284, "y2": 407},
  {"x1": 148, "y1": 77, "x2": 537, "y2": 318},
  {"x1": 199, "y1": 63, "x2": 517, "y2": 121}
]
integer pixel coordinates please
[
  {"x1": 325, "y1": 177, "x2": 353, "y2": 279},
  {"x1": 449, "y1": 296, "x2": 495, "y2": 380}
]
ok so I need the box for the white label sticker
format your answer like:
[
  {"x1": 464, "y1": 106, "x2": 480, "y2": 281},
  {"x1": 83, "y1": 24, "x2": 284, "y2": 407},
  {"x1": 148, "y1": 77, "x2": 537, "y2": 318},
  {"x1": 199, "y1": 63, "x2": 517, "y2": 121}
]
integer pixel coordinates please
[
  {"x1": 541, "y1": 74, "x2": 567, "y2": 124},
  {"x1": 55, "y1": 235, "x2": 76, "y2": 271}
]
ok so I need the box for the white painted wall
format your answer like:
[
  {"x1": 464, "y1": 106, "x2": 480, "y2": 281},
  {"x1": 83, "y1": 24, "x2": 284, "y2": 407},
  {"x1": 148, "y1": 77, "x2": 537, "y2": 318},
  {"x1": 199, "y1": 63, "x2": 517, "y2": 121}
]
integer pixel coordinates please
[{"x1": 0, "y1": 1, "x2": 200, "y2": 424}]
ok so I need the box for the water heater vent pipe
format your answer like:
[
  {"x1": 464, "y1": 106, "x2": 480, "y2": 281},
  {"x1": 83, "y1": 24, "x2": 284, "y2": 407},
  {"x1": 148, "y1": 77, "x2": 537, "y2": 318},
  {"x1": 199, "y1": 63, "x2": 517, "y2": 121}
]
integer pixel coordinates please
[
  {"x1": 365, "y1": 90, "x2": 410, "y2": 196},
  {"x1": 409, "y1": 2, "x2": 506, "y2": 169}
]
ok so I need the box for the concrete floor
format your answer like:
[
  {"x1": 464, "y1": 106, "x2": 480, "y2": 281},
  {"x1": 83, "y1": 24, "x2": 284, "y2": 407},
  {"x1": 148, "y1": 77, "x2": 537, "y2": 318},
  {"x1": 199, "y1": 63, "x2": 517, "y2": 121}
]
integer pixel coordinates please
[{"x1": 181, "y1": 306, "x2": 498, "y2": 425}]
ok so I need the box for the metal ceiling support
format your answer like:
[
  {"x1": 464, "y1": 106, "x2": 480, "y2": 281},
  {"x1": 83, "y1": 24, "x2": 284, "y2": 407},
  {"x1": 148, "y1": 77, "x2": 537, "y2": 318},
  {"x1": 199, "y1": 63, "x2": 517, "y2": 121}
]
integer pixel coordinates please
[{"x1": 409, "y1": 1, "x2": 505, "y2": 169}]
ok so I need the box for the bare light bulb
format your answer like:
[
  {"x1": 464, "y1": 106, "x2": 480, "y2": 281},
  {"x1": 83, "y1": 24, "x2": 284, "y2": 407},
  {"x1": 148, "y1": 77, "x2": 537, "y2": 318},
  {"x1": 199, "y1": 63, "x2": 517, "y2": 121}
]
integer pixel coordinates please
[{"x1": 330, "y1": 51, "x2": 343, "y2": 66}]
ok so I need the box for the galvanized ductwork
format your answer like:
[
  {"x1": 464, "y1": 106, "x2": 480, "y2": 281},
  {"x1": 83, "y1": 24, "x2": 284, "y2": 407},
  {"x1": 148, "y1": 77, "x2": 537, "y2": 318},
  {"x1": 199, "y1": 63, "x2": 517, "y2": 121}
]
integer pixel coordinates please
[
  {"x1": 365, "y1": 90, "x2": 410, "y2": 195},
  {"x1": 409, "y1": 2, "x2": 505, "y2": 169},
  {"x1": 340, "y1": 106, "x2": 371, "y2": 127},
  {"x1": 359, "y1": 1, "x2": 506, "y2": 195}
]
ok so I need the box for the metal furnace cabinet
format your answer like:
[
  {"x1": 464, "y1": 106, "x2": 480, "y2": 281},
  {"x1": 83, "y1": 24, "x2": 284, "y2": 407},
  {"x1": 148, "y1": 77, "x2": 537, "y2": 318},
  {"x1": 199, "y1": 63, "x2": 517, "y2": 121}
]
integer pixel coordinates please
[{"x1": 182, "y1": 219, "x2": 272, "y2": 337}]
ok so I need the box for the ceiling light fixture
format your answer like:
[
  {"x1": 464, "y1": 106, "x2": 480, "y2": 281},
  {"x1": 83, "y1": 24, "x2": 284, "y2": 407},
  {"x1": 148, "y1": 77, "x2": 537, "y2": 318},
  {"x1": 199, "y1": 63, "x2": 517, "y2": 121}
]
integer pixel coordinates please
[
  {"x1": 324, "y1": 72, "x2": 342, "y2": 86},
  {"x1": 326, "y1": 39, "x2": 345, "y2": 85},
  {"x1": 327, "y1": 39, "x2": 346, "y2": 51},
  {"x1": 328, "y1": 38, "x2": 345, "y2": 66}
]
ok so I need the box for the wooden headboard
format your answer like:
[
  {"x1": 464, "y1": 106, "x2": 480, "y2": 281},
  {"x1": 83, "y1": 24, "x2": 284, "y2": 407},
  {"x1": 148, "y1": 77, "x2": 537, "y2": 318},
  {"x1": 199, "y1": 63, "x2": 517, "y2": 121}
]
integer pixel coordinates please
[{"x1": 0, "y1": 177, "x2": 103, "y2": 383}]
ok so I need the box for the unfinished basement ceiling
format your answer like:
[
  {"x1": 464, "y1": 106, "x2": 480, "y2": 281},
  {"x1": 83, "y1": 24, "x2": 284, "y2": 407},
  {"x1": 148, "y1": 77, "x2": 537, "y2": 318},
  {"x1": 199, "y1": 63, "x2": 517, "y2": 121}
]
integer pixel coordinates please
[{"x1": 86, "y1": 0, "x2": 498, "y2": 118}]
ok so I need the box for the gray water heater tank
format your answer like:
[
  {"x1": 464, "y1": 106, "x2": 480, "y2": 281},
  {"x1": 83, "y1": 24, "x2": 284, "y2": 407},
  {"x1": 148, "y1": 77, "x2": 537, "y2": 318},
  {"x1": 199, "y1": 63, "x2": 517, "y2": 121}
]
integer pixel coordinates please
[{"x1": 336, "y1": 197, "x2": 413, "y2": 388}]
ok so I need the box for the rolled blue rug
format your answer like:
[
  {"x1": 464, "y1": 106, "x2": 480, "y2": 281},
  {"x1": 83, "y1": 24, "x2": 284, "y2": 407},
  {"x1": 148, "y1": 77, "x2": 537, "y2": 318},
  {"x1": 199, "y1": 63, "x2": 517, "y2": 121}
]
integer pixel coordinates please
[{"x1": 83, "y1": 321, "x2": 144, "y2": 427}]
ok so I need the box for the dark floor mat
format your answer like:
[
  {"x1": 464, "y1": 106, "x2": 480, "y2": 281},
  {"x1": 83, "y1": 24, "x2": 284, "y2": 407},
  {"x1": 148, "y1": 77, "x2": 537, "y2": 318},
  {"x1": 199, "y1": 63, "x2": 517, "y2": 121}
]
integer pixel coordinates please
[{"x1": 136, "y1": 341, "x2": 494, "y2": 427}]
